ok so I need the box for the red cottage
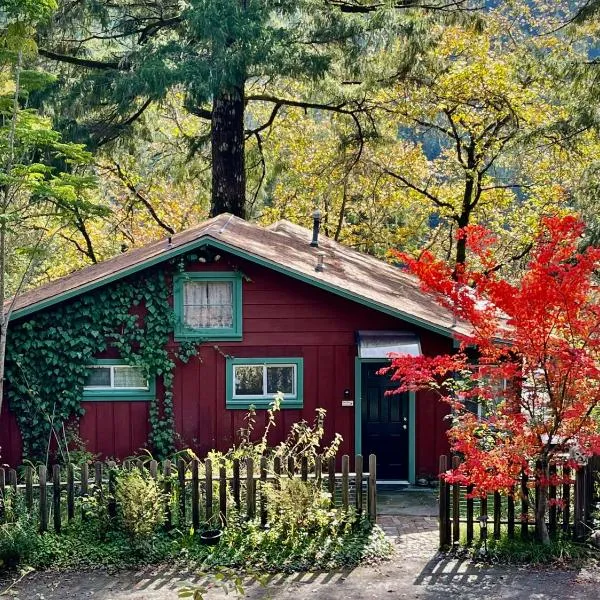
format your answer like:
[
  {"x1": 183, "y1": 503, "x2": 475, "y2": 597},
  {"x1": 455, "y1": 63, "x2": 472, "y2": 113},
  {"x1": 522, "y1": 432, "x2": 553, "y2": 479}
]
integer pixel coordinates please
[{"x1": 2, "y1": 214, "x2": 467, "y2": 482}]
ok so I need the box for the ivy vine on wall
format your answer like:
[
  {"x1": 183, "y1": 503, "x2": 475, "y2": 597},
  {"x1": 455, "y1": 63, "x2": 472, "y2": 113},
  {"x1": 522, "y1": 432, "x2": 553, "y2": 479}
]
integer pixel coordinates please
[{"x1": 6, "y1": 268, "x2": 197, "y2": 461}]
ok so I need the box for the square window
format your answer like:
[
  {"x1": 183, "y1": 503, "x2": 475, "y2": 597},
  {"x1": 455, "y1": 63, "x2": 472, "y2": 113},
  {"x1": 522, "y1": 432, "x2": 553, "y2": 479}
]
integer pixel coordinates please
[
  {"x1": 227, "y1": 358, "x2": 303, "y2": 409},
  {"x1": 183, "y1": 281, "x2": 233, "y2": 329},
  {"x1": 174, "y1": 272, "x2": 242, "y2": 340}
]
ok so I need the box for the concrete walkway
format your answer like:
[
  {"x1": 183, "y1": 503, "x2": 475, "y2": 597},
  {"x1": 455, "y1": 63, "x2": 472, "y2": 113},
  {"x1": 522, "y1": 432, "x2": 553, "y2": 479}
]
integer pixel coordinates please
[{"x1": 6, "y1": 490, "x2": 600, "y2": 599}]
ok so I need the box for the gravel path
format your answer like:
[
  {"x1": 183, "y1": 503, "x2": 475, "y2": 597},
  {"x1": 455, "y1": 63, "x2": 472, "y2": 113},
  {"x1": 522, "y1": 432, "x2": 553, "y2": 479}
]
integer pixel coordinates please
[{"x1": 3, "y1": 491, "x2": 599, "y2": 600}]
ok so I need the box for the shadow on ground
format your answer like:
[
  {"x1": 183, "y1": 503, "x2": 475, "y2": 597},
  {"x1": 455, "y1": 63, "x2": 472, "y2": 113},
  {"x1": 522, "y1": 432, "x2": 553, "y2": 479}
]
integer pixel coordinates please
[{"x1": 4, "y1": 489, "x2": 598, "y2": 599}]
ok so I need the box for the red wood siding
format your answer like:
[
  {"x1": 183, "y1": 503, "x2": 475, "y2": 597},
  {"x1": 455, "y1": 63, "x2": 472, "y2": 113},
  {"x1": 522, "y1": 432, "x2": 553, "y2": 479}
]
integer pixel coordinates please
[{"x1": 4, "y1": 251, "x2": 451, "y2": 472}]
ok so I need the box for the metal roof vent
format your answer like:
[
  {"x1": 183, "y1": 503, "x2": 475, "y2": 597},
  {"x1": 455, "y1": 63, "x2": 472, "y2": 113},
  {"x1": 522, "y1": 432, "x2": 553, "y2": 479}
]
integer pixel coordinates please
[
  {"x1": 315, "y1": 251, "x2": 325, "y2": 272},
  {"x1": 310, "y1": 209, "x2": 321, "y2": 247}
]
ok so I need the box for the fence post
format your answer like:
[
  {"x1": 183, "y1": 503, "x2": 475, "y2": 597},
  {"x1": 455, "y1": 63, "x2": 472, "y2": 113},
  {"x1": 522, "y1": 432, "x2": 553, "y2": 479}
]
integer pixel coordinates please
[
  {"x1": 163, "y1": 459, "x2": 172, "y2": 530},
  {"x1": 479, "y1": 495, "x2": 488, "y2": 544},
  {"x1": 341, "y1": 455, "x2": 349, "y2": 511},
  {"x1": 8, "y1": 469, "x2": 17, "y2": 497},
  {"x1": 466, "y1": 484, "x2": 474, "y2": 545},
  {"x1": 246, "y1": 457, "x2": 255, "y2": 519},
  {"x1": 233, "y1": 458, "x2": 241, "y2": 505},
  {"x1": 493, "y1": 492, "x2": 501, "y2": 540},
  {"x1": 574, "y1": 467, "x2": 586, "y2": 541},
  {"x1": 368, "y1": 454, "x2": 377, "y2": 522},
  {"x1": 315, "y1": 455, "x2": 323, "y2": 488},
  {"x1": 272, "y1": 455, "x2": 282, "y2": 489},
  {"x1": 549, "y1": 464, "x2": 557, "y2": 538},
  {"x1": 191, "y1": 459, "x2": 200, "y2": 531},
  {"x1": 562, "y1": 465, "x2": 571, "y2": 534},
  {"x1": 39, "y1": 465, "x2": 48, "y2": 533},
  {"x1": 355, "y1": 454, "x2": 363, "y2": 515},
  {"x1": 80, "y1": 463, "x2": 89, "y2": 497},
  {"x1": 149, "y1": 460, "x2": 158, "y2": 479},
  {"x1": 0, "y1": 468, "x2": 5, "y2": 522},
  {"x1": 534, "y1": 460, "x2": 541, "y2": 541},
  {"x1": 452, "y1": 456, "x2": 461, "y2": 545},
  {"x1": 94, "y1": 462, "x2": 103, "y2": 499},
  {"x1": 67, "y1": 464, "x2": 75, "y2": 522},
  {"x1": 521, "y1": 470, "x2": 529, "y2": 540},
  {"x1": 107, "y1": 462, "x2": 117, "y2": 520},
  {"x1": 287, "y1": 456, "x2": 295, "y2": 478},
  {"x1": 178, "y1": 459, "x2": 186, "y2": 526},
  {"x1": 507, "y1": 489, "x2": 515, "y2": 539},
  {"x1": 53, "y1": 464, "x2": 61, "y2": 534},
  {"x1": 205, "y1": 458, "x2": 213, "y2": 522},
  {"x1": 25, "y1": 465, "x2": 34, "y2": 512},
  {"x1": 439, "y1": 455, "x2": 450, "y2": 548},
  {"x1": 260, "y1": 456, "x2": 268, "y2": 528},
  {"x1": 328, "y1": 457, "x2": 336, "y2": 506},
  {"x1": 301, "y1": 456, "x2": 308, "y2": 482},
  {"x1": 219, "y1": 463, "x2": 227, "y2": 526}
]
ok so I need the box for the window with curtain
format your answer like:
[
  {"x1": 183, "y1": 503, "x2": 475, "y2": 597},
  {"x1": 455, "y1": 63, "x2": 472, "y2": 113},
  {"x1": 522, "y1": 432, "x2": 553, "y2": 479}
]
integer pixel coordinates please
[
  {"x1": 183, "y1": 280, "x2": 233, "y2": 328},
  {"x1": 174, "y1": 272, "x2": 242, "y2": 340}
]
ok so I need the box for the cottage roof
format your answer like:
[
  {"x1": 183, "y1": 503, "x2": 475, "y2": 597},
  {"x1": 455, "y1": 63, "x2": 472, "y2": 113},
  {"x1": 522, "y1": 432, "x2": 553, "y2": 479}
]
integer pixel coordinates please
[{"x1": 7, "y1": 214, "x2": 467, "y2": 337}]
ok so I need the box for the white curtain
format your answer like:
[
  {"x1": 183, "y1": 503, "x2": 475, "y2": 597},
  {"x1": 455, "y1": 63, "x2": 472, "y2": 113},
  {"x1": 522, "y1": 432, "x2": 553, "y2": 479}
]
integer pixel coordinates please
[
  {"x1": 113, "y1": 366, "x2": 147, "y2": 388},
  {"x1": 184, "y1": 281, "x2": 233, "y2": 328}
]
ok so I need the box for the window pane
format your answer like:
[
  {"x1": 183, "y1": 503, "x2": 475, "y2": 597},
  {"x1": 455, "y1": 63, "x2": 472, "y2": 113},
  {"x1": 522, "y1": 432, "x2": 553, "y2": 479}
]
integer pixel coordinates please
[
  {"x1": 113, "y1": 366, "x2": 147, "y2": 388},
  {"x1": 234, "y1": 366, "x2": 264, "y2": 396},
  {"x1": 183, "y1": 281, "x2": 233, "y2": 328},
  {"x1": 85, "y1": 367, "x2": 111, "y2": 387},
  {"x1": 266, "y1": 366, "x2": 294, "y2": 395}
]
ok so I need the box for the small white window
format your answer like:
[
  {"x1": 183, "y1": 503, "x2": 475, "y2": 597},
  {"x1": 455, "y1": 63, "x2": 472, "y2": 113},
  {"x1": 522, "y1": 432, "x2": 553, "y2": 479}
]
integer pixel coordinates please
[{"x1": 84, "y1": 365, "x2": 148, "y2": 390}]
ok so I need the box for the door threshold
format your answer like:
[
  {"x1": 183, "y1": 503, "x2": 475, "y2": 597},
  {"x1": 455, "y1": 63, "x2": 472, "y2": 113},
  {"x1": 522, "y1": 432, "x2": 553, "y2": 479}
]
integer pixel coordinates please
[{"x1": 377, "y1": 480, "x2": 410, "y2": 485}]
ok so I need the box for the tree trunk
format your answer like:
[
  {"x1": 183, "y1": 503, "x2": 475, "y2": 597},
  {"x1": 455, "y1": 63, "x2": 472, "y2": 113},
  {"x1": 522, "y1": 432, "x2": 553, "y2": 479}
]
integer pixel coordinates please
[
  {"x1": 535, "y1": 462, "x2": 551, "y2": 545},
  {"x1": 210, "y1": 86, "x2": 246, "y2": 219}
]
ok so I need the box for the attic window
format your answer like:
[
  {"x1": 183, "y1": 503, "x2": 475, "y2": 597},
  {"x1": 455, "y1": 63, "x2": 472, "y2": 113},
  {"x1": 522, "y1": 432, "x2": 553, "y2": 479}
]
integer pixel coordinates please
[
  {"x1": 174, "y1": 272, "x2": 242, "y2": 340},
  {"x1": 357, "y1": 331, "x2": 421, "y2": 359}
]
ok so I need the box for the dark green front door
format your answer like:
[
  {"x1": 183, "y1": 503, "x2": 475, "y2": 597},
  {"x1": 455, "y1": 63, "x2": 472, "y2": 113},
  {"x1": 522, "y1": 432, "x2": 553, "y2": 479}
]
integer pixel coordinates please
[{"x1": 361, "y1": 362, "x2": 409, "y2": 480}]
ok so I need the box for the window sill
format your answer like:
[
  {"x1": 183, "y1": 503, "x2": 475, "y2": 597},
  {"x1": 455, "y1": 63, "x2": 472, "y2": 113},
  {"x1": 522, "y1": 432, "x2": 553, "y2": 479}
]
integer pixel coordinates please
[{"x1": 226, "y1": 398, "x2": 303, "y2": 410}]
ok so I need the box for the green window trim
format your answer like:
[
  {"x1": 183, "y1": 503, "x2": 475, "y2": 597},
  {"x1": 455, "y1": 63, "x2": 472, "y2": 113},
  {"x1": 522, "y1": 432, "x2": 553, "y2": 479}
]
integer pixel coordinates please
[
  {"x1": 173, "y1": 271, "x2": 243, "y2": 341},
  {"x1": 226, "y1": 357, "x2": 304, "y2": 409},
  {"x1": 82, "y1": 359, "x2": 156, "y2": 402}
]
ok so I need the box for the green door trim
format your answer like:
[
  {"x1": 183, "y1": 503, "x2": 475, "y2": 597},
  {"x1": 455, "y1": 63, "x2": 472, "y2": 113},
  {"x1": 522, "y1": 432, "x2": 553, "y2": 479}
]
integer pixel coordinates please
[{"x1": 354, "y1": 357, "x2": 416, "y2": 484}]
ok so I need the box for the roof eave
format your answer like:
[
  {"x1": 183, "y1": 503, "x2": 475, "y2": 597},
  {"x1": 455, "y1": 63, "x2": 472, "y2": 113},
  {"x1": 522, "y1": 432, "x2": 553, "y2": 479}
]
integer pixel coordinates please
[{"x1": 10, "y1": 234, "x2": 459, "y2": 339}]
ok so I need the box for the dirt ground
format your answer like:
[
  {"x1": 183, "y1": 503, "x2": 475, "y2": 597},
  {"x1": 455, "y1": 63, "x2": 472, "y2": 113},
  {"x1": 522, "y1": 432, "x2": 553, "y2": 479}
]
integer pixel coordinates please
[{"x1": 4, "y1": 491, "x2": 600, "y2": 600}]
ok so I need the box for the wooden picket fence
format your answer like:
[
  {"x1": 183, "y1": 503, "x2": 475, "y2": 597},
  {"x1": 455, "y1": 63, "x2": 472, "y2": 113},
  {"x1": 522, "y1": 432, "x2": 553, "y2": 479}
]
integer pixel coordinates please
[
  {"x1": 438, "y1": 454, "x2": 600, "y2": 548},
  {"x1": 0, "y1": 453, "x2": 377, "y2": 534}
]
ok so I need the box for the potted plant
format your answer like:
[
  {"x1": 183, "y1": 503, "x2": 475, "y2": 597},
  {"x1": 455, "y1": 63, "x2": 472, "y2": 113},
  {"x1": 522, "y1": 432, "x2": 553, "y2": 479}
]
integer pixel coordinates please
[{"x1": 199, "y1": 514, "x2": 224, "y2": 546}]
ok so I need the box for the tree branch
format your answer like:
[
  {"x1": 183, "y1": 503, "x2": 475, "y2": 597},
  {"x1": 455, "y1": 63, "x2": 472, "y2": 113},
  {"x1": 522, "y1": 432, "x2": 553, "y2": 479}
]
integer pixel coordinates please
[
  {"x1": 38, "y1": 48, "x2": 126, "y2": 71},
  {"x1": 111, "y1": 162, "x2": 176, "y2": 235}
]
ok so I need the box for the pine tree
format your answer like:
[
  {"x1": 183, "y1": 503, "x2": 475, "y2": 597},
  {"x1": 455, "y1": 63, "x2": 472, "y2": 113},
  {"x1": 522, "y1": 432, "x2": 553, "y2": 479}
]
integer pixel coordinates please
[{"x1": 36, "y1": 0, "x2": 480, "y2": 218}]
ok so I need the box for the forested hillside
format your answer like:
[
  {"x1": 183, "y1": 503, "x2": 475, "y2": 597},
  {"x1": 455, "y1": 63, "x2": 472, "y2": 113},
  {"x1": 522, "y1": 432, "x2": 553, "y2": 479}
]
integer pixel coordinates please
[{"x1": 3, "y1": 0, "x2": 600, "y2": 289}]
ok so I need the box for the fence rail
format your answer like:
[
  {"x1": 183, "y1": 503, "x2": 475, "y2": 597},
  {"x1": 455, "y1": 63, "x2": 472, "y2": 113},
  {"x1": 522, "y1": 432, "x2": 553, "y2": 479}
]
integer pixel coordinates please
[
  {"x1": 438, "y1": 454, "x2": 600, "y2": 548},
  {"x1": 0, "y1": 453, "x2": 377, "y2": 534}
]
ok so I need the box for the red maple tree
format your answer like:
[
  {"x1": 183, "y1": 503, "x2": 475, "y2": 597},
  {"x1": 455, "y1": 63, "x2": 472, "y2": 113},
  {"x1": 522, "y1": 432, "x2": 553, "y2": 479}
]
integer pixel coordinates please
[{"x1": 386, "y1": 216, "x2": 600, "y2": 544}]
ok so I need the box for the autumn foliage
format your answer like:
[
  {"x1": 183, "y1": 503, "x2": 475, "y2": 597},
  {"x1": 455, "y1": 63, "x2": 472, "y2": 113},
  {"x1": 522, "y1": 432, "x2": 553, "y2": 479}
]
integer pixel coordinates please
[{"x1": 386, "y1": 216, "x2": 600, "y2": 542}]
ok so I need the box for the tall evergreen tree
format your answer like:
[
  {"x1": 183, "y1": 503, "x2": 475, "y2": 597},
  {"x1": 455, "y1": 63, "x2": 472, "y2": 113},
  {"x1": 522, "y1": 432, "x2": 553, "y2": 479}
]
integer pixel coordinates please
[{"x1": 36, "y1": 0, "x2": 479, "y2": 218}]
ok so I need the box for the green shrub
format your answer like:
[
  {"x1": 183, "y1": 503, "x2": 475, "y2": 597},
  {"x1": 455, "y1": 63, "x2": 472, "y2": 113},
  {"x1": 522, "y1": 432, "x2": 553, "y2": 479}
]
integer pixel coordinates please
[
  {"x1": 115, "y1": 469, "x2": 166, "y2": 541},
  {"x1": 264, "y1": 478, "x2": 353, "y2": 537},
  {"x1": 0, "y1": 490, "x2": 40, "y2": 569}
]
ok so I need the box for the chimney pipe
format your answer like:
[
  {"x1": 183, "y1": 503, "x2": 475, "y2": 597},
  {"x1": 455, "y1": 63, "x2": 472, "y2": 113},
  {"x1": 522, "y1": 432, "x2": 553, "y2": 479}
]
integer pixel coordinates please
[{"x1": 310, "y1": 209, "x2": 321, "y2": 247}]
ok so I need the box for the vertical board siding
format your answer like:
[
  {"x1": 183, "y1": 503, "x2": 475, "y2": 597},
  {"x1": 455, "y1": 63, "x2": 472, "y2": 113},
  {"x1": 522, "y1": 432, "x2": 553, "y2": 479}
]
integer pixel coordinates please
[{"x1": 5, "y1": 253, "x2": 450, "y2": 472}]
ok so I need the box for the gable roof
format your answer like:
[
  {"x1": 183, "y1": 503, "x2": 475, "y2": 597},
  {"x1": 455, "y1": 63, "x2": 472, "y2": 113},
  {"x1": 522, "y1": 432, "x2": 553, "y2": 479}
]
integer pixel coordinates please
[{"x1": 6, "y1": 213, "x2": 467, "y2": 338}]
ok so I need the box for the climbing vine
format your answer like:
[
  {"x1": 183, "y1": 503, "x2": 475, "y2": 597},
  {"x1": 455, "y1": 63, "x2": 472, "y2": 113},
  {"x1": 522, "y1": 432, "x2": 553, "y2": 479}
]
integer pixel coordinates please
[{"x1": 6, "y1": 268, "x2": 197, "y2": 461}]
